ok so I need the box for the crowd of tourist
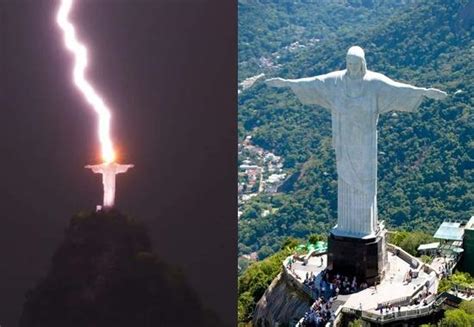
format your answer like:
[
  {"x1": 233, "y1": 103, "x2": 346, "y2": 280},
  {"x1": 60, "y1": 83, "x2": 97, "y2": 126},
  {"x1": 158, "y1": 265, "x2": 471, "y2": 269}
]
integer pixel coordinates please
[
  {"x1": 375, "y1": 284, "x2": 434, "y2": 317},
  {"x1": 302, "y1": 269, "x2": 369, "y2": 299},
  {"x1": 299, "y1": 270, "x2": 370, "y2": 326},
  {"x1": 376, "y1": 302, "x2": 401, "y2": 315},
  {"x1": 437, "y1": 260, "x2": 454, "y2": 278},
  {"x1": 300, "y1": 296, "x2": 335, "y2": 327}
]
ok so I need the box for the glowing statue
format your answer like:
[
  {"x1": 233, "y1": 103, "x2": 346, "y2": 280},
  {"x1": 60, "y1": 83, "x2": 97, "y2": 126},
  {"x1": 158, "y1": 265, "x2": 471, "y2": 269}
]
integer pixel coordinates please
[
  {"x1": 266, "y1": 46, "x2": 447, "y2": 238},
  {"x1": 85, "y1": 163, "x2": 134, "y2": 208}
]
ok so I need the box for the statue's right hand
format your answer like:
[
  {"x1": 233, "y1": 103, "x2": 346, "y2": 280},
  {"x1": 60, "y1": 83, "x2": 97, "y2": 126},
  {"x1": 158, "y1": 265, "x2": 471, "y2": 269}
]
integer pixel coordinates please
[
  {"x1": 425, "y1": 88, "x2": 448, "y2": 100},
  {"x1": 265, "y1": 77, "x2": 287, "y2": 88}
]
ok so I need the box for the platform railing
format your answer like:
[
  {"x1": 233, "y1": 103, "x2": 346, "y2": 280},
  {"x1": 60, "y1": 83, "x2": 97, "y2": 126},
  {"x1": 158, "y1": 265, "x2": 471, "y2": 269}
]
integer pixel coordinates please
[{"x1": 342, "y1": 296, "x2": 445, "y2": 324}]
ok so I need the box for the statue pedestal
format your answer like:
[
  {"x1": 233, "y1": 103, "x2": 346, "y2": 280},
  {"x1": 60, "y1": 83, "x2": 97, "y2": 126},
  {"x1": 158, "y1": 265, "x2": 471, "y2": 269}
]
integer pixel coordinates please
[{"x1": 327, "y1": 227, "x2": 387, "y2": 285}]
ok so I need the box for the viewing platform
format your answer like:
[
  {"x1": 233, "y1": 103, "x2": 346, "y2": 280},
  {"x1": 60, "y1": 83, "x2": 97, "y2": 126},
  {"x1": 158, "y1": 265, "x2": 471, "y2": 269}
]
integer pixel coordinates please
[{"x1": 287, "y1": 244, "x2": 444, "y2": 326}]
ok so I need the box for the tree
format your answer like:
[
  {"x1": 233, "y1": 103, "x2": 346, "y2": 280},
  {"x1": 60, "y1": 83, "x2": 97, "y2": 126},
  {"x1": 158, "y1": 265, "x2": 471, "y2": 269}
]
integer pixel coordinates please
[
  {"x1": 388, "y1": 230, "x2": 434, "y2": 256},
  {"x1": 348, "y1": 318, "x2": 364, "y2": 327},
  {"x1": 308, "y1": 233, "x2": 326, "y2": 244},
  {"x1": 440, "y1": 309, "x2": 474, "y2": 327},
  {"x1": 459, "y1": 301, "x2": 474, "y2": 315},
  {"x1": 438, "y1": 271, "x2": 474, "y2": 293},
  {"x1": 238, "y1": 247, "x2": 292, "y2": 324}
]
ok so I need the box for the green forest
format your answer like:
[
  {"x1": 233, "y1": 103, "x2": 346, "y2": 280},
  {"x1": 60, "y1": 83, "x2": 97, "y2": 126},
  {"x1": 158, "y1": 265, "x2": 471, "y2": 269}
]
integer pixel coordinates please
[{"x1": 238, "y1": 0, "x2": 473, "y2": 259}]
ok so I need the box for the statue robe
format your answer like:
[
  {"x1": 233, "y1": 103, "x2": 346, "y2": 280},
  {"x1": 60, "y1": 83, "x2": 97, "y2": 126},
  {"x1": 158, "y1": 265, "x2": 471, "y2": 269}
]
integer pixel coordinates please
[
  {"x1": 87, "y1": 162, "x2": 133, "y2": 208},
  {"x1": 289, "y1": 70, "x2": 425, "y2": 238}
]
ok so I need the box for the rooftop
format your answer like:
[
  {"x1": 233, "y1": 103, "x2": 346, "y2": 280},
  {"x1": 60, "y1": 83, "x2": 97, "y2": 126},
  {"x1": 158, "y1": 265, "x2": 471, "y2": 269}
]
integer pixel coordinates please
[
  {"x1": 433, "y1": 221, "x2": 464, "y2": 241},
  {"x1": 465, "y1": 216, "x2": 474, "y2": 230},
  {"x1": 417, "y1": 242, "x2": 440, "y2": 251}
]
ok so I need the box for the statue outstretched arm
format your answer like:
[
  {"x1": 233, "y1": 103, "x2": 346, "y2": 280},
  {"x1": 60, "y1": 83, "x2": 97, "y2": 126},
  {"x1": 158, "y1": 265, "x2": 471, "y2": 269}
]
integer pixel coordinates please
[
  {"x1": 265, "y1": 77, "x2": 290, "y2": 88},
  {"x1": 265, "y1": 77, "x2": 319, "y2": 88},
  {"x1": 85, "y1": 164, "x2": 103, "y2": 174},
  {"x1": 377, "y1": 73, "x2": 448, "y2": 100},
  {"x1": 115, "y1": 164, "x2": 134, "y2": 174},
  {"x1": 422, "y1": 87, "x2": 448, "y2": 100},
  {"x1": 376, "y1": 73, "x2": 448, "y2": 114},
  {"x1": 265, "y1": 75, "x2": 333, "y2": 109}
]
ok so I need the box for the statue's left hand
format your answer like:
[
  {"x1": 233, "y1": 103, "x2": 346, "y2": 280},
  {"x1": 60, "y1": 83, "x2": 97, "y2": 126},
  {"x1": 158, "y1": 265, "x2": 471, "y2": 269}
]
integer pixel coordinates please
[{"x1": 425, "y1": 88, "x2": 448, "y2": 100}]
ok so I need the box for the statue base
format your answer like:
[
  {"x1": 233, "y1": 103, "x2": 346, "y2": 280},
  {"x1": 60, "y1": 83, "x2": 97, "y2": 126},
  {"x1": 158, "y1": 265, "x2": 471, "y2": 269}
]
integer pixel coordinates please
[{"x1": 327, "y1": 227, "x2": 387, "y2": 285}]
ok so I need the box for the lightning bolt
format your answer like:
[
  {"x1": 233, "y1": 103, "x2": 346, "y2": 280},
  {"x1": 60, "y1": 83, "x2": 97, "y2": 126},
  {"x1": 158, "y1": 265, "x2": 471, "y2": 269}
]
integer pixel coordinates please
[{"x1": 56, "y1": 0, "x2": 115, "y2": 164}]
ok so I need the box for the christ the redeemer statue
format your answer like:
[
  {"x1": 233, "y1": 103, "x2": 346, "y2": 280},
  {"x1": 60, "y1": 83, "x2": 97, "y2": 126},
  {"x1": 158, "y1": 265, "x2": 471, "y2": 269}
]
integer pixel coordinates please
[
  {"x1": 85, "y1": 162, "x2": 134, "y2": 208},
  {"x1": 266, "y1": 46, "x2": 447, "y2": 239}
]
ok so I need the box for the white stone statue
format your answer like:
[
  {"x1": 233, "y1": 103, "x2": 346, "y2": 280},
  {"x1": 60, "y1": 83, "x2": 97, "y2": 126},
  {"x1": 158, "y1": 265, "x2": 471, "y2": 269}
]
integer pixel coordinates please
[
  {"x1": 85, "y1": 162, "x2": 134, "y2": 208},
  {"x1": 266, "y1": 46, "x2": 447, "y2": 238}
]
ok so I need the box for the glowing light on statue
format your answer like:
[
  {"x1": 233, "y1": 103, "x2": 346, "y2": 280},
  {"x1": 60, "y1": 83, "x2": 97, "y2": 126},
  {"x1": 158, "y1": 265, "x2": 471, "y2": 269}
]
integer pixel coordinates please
[
  {"x1": 56, "y1": 0, "x2": 133, "y2": 209},
  {"x1": 85, "y1": 163, "x2": 134, "y2": 208}
]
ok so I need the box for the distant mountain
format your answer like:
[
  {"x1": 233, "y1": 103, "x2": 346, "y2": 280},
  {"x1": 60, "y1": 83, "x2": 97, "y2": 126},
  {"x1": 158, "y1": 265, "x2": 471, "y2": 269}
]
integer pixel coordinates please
[
  {"x1": 238, "y1": 0, "x2": 473, "y2": 258},
  {"x1": 20, "y1": 210, "x2": 222, "y2": 327}
]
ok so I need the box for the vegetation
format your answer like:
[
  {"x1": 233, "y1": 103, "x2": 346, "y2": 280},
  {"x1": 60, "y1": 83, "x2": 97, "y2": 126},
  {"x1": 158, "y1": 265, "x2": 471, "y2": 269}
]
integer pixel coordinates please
[
  {"x1": 438, "y1": 271, "x2": 474, "y2": 293},
  {"x1": 238, "y1": 0, "x2": 473, "y2": 259},
  {"x1": 421, "y1": 255, "x2": 433, "y2": 264},
  {"x1": 420, "y1": 300, "x2": 474, "y2": 326},
  {"x1": 440, "y1": 300, "x2": 474, "y2": 326},
  {"x1": 388, "y1": 230, "x2": 434, "y2": 256},
  {"x1": 441, "y1": 309, "x2": 474, "y2": 326},
  {"x1": 348, "y1": 318, "x2": 364, "y2": 327},
  {"x1": 238, "y1": 0, "x2": 419, "y2": 79},
  {"x1": 459, "y1": 300, "x2": 474, "y2": 315},
  {"x1": 238, "y1": 247, "x2": 293, "y2": 323},
  {"x1": 238, "y1": 235, "x2": 314, "y2": 325}
]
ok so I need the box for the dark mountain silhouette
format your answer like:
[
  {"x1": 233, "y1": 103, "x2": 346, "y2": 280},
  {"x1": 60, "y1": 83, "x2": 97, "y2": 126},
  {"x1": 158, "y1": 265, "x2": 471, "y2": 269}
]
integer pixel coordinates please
[{"x1": 20, "y1": 210, "x2": 222, "y2": 327}]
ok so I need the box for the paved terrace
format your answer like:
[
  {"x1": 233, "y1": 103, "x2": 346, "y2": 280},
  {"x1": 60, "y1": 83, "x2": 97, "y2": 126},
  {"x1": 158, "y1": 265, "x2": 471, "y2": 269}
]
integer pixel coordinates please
[
  {"x1": 288, "y1": 245, "x2": 441, "y2": 325},
  {"x1": 343, "y1": 251, "x2": 437, "y2": 312}
]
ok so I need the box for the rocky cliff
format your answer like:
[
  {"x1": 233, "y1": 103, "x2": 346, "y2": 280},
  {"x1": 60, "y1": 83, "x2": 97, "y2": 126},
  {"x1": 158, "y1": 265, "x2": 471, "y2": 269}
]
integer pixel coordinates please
[{"x1": 253, "y1": 269, "x2": 312, "y2": 326}]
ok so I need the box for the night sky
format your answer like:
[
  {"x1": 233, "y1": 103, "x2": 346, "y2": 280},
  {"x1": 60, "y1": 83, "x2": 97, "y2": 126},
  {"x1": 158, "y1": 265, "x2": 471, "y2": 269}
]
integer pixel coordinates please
[{"x1": 0, "y1": 0, "x2": 237, "y2": 326}]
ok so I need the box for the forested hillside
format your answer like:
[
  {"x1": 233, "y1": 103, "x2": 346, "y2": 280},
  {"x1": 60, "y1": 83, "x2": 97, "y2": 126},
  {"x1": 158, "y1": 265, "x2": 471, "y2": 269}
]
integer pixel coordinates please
[
  {"x1": 238, "y1": 0, "x2": 419, "y2": 79},
  {"x1": 238, "y1": 0, "x2": 473, "y2": 259}
]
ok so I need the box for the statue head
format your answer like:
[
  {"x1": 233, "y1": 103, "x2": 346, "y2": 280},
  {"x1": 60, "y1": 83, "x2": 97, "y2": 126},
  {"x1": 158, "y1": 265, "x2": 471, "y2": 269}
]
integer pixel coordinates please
[{"x1": 346, "y1": 46, "x2": 367, "y2": 79}]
